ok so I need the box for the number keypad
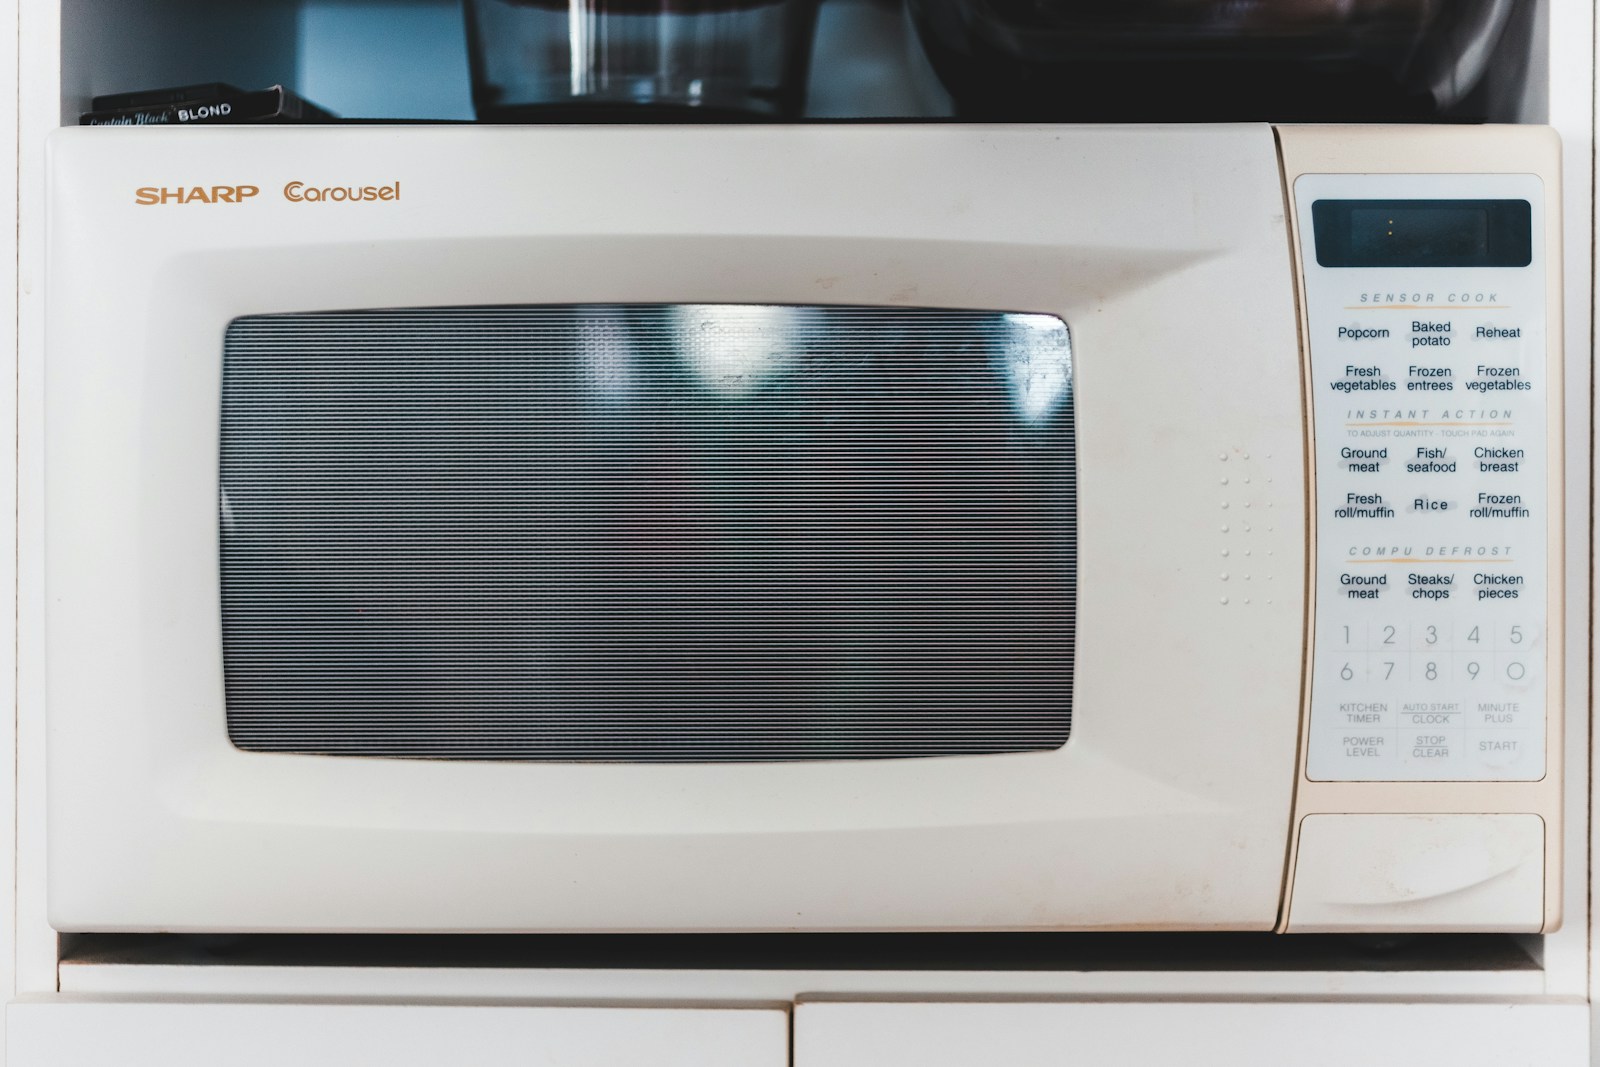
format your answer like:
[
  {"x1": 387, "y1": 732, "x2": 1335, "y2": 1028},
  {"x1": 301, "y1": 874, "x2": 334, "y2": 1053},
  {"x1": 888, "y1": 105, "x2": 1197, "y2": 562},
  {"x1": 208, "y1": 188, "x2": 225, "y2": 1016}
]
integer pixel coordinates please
[{"x1": 1316, "y1": 618, "x2": 1540, "y2": 778}]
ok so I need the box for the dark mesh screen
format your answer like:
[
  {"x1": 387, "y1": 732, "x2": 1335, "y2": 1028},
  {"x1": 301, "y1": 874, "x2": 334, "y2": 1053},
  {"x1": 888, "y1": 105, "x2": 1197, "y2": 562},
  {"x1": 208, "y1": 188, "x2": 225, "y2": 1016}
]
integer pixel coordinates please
[{"x1": 221, "y1": 305, "x2": 1076, "y2": 761}]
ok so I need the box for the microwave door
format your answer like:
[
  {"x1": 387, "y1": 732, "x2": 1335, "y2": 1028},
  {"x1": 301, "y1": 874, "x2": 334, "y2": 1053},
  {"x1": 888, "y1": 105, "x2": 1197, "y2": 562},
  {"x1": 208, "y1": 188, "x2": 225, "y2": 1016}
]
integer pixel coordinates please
[{"x1": 45, "y1": 124, "x2": 1306, "y2": 932}]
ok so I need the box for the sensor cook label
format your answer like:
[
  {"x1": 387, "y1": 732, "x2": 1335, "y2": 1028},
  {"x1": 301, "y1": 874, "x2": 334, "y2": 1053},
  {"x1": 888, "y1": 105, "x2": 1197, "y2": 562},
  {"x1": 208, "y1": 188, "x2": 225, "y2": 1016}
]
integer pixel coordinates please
[{"x1": 1299, "y1": 173, "x2": 1548, "y2": 783}]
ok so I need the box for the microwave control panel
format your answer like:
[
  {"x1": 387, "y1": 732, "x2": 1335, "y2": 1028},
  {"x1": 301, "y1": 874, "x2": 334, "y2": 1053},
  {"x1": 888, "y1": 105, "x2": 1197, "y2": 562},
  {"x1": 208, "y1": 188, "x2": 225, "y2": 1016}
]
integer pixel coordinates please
[{"x1": 1297, "y1": 173, "x2": 1548, "y2": 783}]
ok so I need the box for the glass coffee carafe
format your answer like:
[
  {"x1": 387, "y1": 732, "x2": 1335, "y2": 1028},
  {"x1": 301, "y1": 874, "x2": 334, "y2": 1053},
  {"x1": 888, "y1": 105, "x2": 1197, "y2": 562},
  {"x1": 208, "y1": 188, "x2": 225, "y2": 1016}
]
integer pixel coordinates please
[{"x1": 466, "y1": 0, "x2": 821, "y2": 120}]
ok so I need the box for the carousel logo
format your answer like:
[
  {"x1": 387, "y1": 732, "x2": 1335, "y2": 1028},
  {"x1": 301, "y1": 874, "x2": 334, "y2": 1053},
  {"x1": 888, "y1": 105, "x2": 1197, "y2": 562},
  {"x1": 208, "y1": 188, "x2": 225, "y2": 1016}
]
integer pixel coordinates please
[{"x1": 283, "y1": 181, "x2": 400, "y2": 203}]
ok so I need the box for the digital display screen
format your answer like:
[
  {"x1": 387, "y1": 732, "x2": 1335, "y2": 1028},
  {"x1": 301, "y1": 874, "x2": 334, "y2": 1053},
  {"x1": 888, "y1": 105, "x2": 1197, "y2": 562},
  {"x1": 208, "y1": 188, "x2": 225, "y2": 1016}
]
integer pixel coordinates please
[
  {"x1": 1348, "y1": 205, "x2": 1488, "y2": 261},
  {"x1": 1312, "y1": 199, "x2": 1532, "y2": 268}
]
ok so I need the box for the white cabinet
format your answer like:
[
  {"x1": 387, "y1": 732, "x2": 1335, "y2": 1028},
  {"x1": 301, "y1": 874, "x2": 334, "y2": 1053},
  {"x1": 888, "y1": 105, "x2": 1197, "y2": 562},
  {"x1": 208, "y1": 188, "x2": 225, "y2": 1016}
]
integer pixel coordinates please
[
  {"x1": 794, "y1": 1001, "x2": 1591, "y2": 1067},
  {"x1": 7, "y1": 1000, "x2": 790, "y2": 1067}
]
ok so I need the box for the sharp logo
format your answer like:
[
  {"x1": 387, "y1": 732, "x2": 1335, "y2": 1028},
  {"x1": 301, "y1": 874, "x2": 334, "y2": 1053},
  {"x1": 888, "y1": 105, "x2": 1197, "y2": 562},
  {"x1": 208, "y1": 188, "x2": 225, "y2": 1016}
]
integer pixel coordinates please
[{"x1": 135, "y1": 185, "x2": 259, "y2": 205}]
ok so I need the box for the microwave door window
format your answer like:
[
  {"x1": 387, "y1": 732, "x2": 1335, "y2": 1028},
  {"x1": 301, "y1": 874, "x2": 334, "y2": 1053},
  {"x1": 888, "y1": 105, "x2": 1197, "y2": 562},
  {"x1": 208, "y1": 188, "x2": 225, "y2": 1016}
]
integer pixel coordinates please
[{"x1": 219, "y1": 304, "x2": 1076, "y2": 761}]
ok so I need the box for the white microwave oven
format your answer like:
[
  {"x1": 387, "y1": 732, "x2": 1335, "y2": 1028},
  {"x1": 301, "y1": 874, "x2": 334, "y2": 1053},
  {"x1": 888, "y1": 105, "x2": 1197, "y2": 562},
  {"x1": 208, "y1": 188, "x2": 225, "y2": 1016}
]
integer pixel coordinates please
[{"x1": 44, "y1": 123, "x2": 1562, "y2": 935}]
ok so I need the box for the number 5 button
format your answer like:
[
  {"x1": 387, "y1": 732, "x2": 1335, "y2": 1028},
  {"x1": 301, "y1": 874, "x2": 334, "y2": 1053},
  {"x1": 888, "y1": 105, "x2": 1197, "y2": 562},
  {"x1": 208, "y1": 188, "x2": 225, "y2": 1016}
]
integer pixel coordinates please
[{"x1": 1500, "y1": 623, "x2": 1537, "y2": 649}]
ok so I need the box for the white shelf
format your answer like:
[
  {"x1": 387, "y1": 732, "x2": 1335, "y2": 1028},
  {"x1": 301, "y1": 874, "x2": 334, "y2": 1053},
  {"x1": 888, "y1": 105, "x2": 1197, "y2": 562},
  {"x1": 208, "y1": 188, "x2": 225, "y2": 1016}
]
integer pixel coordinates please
[{"x1": 54, "y1": 0, "x2": 1553, "y2": 124}]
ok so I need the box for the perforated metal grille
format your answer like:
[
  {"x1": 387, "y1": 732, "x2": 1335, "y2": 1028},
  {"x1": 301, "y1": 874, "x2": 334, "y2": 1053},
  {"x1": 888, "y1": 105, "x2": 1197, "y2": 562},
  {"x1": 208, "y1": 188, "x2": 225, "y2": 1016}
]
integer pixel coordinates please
[{"x1": 221, "y1": 304, "x2": 1076, "y2": 761}]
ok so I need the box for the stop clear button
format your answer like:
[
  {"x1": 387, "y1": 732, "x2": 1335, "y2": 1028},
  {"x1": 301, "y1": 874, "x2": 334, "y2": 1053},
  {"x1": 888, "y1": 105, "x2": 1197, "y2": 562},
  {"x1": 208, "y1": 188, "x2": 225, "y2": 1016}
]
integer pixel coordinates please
[{"x1": 1286, "y1": 813, "x2": 1545, "y2": 933}]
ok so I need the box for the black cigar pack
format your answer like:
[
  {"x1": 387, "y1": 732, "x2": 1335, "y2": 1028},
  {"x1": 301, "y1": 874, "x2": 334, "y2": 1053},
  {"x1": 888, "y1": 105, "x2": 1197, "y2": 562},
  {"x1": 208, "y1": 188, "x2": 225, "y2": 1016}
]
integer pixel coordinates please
[{"x1": 81, "y1": 84, "x2": 338, "y2": 126}]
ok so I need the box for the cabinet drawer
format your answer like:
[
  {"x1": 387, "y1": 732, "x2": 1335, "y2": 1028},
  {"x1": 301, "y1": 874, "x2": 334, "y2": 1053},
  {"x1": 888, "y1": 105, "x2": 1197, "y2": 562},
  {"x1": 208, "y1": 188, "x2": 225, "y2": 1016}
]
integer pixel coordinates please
[
  {"x1": 8, "y1": 999, "x2": 789, "y2": 1067},
  {"x1": 794, "y1": 1000, "x2": 1586, "y2": 1067}
]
